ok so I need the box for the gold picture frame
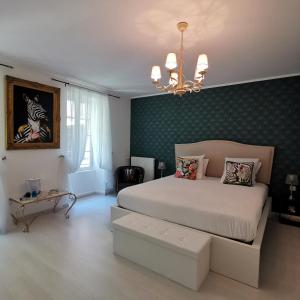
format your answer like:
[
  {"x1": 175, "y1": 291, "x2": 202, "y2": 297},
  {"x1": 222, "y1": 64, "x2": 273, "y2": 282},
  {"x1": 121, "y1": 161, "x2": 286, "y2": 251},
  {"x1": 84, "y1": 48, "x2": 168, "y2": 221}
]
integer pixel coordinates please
[{"x1": 6, "y1": 76, "x2": 60, "y2": 150}]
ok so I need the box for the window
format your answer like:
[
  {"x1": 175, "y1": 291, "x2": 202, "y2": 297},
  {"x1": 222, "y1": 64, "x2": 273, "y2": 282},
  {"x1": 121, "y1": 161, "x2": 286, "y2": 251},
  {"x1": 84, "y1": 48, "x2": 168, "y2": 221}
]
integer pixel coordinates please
[
  {"x1": 65, "y1": 85, "x2": 112, "y2": 191},
  {"x1": 66, "y1": 100, "x2": 93, "y2": 170}
]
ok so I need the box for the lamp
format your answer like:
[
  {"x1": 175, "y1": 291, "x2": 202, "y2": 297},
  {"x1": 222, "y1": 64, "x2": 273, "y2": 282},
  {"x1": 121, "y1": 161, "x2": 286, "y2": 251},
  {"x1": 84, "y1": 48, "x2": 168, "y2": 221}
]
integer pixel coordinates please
[
  {"x1": 158, "y1": 162, "x2": 166, "y2": 178},
  {"x1": 151, "y1": 66, "x2": 162, "y2": 82},
  {"x1": 285, "y1": 174, "x2": 299, "y2": 200},
  {"x1": 151, "y1": 21, "x2": 208, "y2": 96},
  {"x1": 165, "y1": 53, "x2": 177, "y2": 70}
]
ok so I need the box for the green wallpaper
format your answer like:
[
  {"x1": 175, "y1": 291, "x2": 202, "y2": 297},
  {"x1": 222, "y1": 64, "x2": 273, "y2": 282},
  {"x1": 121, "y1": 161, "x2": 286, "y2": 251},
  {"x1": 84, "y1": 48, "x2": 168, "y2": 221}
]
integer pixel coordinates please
[{"x1": 131, "y1": 76, "x2": 300, "y2": 210}]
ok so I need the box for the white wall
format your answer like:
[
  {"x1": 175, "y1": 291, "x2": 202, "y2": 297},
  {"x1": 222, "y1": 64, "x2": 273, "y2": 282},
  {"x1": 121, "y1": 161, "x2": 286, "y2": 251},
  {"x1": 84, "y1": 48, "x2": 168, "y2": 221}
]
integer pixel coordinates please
[
  {"x1": 0, "y1": 64, "x2": 131, "y2": 229},
  {"x1": 0, "y1": 66, "x2": 64, "y2": 199}
]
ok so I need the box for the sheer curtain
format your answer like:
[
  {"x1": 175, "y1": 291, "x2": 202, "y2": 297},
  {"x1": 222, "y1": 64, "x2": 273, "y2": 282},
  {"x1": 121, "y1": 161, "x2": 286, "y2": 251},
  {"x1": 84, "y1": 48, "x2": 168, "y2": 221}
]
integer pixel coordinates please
[
  {"x1": 90, "y1": 92, "x2": 113, "y2": 193},
  {"x1": 65, "y1": 86, "x2": 90, "y2": 173},
  {"x1": 64, "y1": 85, "x2": 113, "y2": 193}
]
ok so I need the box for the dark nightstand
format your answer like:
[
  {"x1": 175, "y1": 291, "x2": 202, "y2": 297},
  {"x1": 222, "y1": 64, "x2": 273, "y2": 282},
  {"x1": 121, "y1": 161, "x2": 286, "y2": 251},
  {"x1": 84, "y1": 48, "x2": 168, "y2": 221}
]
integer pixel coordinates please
[{"x1": 278, "y1": 198, "x2": 300, "y2": 227}]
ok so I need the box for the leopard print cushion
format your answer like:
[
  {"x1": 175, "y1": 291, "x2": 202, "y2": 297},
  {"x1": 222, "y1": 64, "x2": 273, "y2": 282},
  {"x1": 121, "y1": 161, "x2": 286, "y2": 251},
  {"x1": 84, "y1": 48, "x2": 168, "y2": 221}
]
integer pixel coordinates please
[{"x1": 223, "y1": 161, "x2": 255, "y2": 186}]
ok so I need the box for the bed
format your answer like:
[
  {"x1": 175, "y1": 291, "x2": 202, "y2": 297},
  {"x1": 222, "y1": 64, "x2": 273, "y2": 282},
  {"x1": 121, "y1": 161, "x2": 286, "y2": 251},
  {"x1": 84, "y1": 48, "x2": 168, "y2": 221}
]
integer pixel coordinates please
[
  {"x1": 117, "y1": 176, "x2": 268, "y2": 242},
  {"x1": 111, "y1": 140, "x2": 275, "y2": 288}
]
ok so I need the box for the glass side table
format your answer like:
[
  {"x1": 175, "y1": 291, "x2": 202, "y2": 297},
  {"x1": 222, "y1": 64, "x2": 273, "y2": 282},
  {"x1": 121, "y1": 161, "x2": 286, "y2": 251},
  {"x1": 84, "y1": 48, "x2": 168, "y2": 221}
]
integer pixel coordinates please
[{"x1": 9, "y1": 191, "x2": 77, "y2": 232}]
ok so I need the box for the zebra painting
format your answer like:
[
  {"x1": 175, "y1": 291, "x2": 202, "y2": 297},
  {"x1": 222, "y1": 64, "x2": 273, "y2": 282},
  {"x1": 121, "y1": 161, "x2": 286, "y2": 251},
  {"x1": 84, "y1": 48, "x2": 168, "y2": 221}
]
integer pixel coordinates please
[
  {"x1": 14, "y1": 94, "x2": 51, "y2": 143},
  {"x1": 7, "y1": 76, "x2": 60, "y2": 150}
]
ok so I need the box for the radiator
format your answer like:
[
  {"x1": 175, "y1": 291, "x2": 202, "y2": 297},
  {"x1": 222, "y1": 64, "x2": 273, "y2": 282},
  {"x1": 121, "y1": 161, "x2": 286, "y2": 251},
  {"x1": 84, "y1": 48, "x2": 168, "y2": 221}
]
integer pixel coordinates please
[{"x1": 131, "y1": 156, "x2": 155, "y2": 182}]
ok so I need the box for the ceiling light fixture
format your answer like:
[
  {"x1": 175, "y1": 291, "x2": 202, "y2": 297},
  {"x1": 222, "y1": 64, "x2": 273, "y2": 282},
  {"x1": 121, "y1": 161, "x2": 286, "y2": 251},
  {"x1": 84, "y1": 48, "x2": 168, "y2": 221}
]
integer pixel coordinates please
[{"x1": 151, "y1": 22, "x2": 208, "y2": 96}]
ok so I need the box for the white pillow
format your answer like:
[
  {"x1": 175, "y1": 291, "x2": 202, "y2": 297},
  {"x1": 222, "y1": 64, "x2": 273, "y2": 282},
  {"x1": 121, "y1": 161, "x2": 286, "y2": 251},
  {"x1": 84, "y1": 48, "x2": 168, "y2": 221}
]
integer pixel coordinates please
[
  {"x1": 221, "y1": 158, "x2": 261, "y2": 184},
  {"x1": 203, "y1": 158, "x2": 209, "y2": 177},
  {"x1": 181, "y1": 155, "x2": 205, "y2": 179}
]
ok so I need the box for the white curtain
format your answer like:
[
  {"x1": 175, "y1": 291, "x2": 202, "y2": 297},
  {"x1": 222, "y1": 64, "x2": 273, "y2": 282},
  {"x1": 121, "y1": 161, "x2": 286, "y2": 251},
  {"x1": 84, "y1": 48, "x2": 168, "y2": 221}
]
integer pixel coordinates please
[
  {"x1": 65, "y1": 86, "x2": 90, "y2": 173},
  {"x1": 64, "y1": 85, "x2": 113, "y2": 193},
  {"x1": 90, "y1": 92, "x2": 113, "y2": 193}
]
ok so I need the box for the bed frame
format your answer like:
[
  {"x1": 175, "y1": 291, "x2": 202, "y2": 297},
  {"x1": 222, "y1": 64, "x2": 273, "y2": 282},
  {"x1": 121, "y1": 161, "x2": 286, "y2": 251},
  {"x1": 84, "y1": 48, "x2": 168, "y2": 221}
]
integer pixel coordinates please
[{"x1": 111, "y1": 140, "x2": 275, "y2": 288}]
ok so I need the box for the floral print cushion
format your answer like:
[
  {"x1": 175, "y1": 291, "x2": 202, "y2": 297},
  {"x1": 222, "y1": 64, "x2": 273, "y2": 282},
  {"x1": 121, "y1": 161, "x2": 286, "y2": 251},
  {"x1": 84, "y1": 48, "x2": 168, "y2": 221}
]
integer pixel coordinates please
[
  {"x1": 175, "y1": 157, "x2": 199, "y2": 180},
  {"x1": 223, "y1": 161, "x2": 255, "y2": 186}
]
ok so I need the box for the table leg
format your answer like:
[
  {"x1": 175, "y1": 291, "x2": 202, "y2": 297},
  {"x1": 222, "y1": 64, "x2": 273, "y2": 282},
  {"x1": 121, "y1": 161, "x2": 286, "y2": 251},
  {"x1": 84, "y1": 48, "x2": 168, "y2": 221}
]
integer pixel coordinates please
[
  {"x1": 10, "y1": 201, "x2": 19, "y2": 225},
  {"x1": 20, "y1": 205, "x2": 30, "y2": 232},
  {"x1": 65, "y1": 193, "x2": 77, "y2": 219},
  {"x1": 15, "y1": 204, "x2": 38, "y2": 232},
  {"x1": 11, "y1": 213, "x2": 18, "y2": 225},
  {"x1": 23, "y1": 223, "x2": 29, "y2": 233},
  {"x1": 53, "y1": 197, "x2": 61, "y2": 213}
]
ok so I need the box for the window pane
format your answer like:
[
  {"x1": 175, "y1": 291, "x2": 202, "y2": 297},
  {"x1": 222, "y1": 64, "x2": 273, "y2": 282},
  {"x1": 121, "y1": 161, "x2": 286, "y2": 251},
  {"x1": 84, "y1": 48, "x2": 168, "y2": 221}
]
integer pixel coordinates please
[{"x1": 67, "y1": 98, "x2": 93, "y2": 170}]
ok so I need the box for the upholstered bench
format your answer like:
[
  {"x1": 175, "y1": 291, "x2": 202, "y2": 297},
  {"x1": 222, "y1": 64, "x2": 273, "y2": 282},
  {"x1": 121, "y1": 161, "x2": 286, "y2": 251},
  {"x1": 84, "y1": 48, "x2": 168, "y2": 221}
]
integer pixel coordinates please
[{"x1": 113, "y1": 213, "x2": 211, "y2": 290}]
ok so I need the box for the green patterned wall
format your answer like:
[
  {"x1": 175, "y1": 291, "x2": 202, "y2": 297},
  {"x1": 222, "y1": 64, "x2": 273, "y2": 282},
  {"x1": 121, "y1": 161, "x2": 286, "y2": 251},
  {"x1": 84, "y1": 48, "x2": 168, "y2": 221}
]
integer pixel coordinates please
[{"x1": 131, "y1": 76, "x2": 300, "y2": 210}]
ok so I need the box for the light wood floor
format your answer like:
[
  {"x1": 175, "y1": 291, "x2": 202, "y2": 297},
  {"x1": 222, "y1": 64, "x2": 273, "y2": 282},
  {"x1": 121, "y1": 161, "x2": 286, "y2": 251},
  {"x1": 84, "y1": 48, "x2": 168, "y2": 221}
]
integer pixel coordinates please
[{"x1": 0, "y1": 195, "x2": 299, "y2": 300}]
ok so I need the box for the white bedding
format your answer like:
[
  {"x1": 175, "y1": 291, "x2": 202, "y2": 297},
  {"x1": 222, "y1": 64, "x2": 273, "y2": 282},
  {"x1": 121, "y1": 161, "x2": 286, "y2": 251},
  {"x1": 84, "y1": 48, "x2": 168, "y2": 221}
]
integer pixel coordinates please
[{"x1": 117, "y1": 176, "x2": 268, "y2": 242}]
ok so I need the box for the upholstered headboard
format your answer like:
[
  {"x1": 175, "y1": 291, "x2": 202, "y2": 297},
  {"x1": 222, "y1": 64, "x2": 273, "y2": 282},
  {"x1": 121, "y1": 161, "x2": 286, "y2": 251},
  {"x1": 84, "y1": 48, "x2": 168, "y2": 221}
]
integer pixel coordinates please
[{"x1": 175, "y1": 140, "x2": 275, "y2": 184}]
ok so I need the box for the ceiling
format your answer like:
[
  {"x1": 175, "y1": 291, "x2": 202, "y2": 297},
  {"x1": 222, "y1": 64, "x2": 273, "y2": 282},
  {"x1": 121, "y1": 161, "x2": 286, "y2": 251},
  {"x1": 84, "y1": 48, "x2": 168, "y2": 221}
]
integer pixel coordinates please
[{"x1": 0, "y1": 0, "x2": 299, "y2": 98}]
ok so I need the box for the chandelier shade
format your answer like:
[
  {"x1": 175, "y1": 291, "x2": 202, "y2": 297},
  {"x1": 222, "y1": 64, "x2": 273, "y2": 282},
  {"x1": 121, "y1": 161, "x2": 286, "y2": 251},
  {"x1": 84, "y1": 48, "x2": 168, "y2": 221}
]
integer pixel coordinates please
[
  {"x1": 165, "y1": 53, "x2": 177, "y2": 70},
  {"x1": 151, "y1": 66, "x2": 162, "y2": 82},
  {"x1": 151, "y1": 22, "x2": 208, "y2": 96},
  {"x1": 196, "y1": 54, "x2": 208, "y2": 72}
]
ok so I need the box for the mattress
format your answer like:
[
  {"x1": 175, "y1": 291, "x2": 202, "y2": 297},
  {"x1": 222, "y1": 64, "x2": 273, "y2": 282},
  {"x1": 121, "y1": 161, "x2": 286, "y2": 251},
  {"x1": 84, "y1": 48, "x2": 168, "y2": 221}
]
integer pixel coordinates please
[{"x1": 117, "y1": 176, "x2": 268, "y2": 242}]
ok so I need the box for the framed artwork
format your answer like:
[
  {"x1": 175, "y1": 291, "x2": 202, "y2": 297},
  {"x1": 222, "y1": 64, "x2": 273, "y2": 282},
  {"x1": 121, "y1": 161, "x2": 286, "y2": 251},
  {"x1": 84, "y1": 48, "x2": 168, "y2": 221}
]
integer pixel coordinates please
[{"x1": 6, "y1": 76, "x2": 60, "y2": 150}]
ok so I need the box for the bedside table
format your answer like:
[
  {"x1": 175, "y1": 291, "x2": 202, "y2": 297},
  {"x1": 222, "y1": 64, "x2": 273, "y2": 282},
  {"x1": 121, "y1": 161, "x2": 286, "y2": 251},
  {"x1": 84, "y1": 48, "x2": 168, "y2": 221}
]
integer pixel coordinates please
[{"x1": 278, "y1": 198, "x2": 300, "y2": 227}]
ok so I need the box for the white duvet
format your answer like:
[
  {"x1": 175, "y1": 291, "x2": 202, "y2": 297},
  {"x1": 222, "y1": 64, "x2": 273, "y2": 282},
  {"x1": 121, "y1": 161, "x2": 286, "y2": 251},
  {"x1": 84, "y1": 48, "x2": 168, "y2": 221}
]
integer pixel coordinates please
[{"x1": 117, "y1": 176, "x2": 268, "y2": 242}]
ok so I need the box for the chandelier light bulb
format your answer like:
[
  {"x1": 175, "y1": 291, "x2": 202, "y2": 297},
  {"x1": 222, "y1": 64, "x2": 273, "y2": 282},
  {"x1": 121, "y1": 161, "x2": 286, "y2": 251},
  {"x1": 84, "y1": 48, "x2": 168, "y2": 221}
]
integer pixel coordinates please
[
  {"x1": 165, "y1": 53, "x2": 177, "y2": 70},
  {"x1": 151, "y1": 66, "x2": 161, "y2": 82}
]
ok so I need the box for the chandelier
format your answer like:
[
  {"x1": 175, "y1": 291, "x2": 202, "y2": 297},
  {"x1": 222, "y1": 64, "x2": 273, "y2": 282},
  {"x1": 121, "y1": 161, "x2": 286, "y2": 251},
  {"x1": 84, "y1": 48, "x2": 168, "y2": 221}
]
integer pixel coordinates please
[{"x1": 151, "y1": 22, "x2": 208, "y2": 96}]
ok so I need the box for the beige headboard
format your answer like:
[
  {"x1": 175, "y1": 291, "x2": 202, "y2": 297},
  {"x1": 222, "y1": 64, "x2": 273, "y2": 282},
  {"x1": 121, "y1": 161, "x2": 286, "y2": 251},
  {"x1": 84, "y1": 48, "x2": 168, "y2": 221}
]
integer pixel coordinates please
[{"x1": 175, "y1": 140, "x2": 275, "y2": 184}]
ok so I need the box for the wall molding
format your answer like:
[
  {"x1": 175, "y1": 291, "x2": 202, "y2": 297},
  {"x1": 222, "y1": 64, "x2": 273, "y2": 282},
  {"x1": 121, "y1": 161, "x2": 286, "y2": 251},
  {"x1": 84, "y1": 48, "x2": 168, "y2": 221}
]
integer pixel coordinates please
[{"x1": 132, "y1": 73, "x2": 300, "y2": 99}]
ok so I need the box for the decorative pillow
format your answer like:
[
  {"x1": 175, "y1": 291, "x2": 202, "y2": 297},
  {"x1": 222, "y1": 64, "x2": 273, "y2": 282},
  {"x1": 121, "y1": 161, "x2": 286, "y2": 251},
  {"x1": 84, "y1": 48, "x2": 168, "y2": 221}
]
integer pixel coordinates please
[
  {"x1": 221, "y1": 158, "x2": 261, "y2": 184},
  {"x1": 175, "y1": 157, "x2": 199, "y2": 180},
  {"x1": 181, "y1": 155, "x2": 205, "y2": 179},
  {"x1": 203, "y1": 158, "x2": 209, "y2": 176},
  {"x1": 222, "y1": 161, "x2": 255, "y2": 186}
]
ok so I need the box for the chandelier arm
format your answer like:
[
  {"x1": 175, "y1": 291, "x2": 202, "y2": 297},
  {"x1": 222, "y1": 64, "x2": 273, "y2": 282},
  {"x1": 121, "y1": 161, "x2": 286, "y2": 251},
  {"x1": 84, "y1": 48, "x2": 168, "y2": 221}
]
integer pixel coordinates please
[
  {"x1": 154, "y1": 81, "x2": 176, "y2": 92},
  {"x1": 154, "y1": 82, "x2": 165, "y2": 91}
]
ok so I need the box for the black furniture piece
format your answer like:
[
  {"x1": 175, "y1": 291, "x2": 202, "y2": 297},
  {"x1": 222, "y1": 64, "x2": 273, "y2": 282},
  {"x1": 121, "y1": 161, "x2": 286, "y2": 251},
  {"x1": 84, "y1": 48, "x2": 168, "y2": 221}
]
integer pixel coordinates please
[
  {"x1": 279, "y1": 198, "x2": 300, "y2": 227},
  {"x1": 115, "y1": 166, "x2": 145, "y2": 193}
]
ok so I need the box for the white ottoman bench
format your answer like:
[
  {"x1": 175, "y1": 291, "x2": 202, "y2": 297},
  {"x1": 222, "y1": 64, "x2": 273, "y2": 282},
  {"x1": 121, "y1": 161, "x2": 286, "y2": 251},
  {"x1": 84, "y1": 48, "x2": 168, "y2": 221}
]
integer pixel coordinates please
[{"x1": 113, "y1": 213, "x2": 211, "y2": 290}]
